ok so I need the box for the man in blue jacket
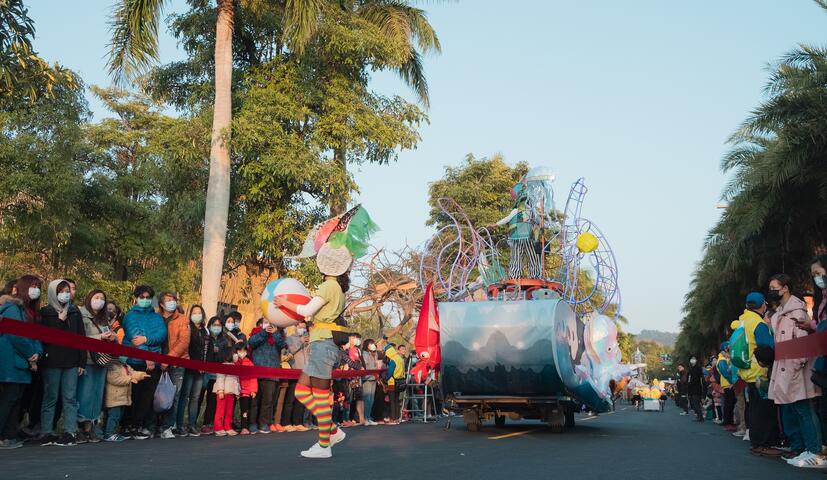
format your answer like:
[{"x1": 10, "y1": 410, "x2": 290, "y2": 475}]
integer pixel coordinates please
[{"x1": 121, "y1": 285, "x2": 167, "y2": 439}]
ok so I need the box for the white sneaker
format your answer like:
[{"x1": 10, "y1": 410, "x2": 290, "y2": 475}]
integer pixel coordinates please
[
  {"x1": 733, "y1": 430, "x2": 745, "y2": 437},
  {"x1": 679, "y1": 412, "x2": 688, "y2": 416},
  {"x1": 365, "y1": 420, "x2": 378, "y2": 426},
  {"x1": 787, "y1": 451, "x2": 816, "y2": 467},
  {"x1": 330, "y1": 428, "x2": 346, "y2": 446},
  {"x1": 160, "y1": 428, "x2": 175, "y2": 439},
  {"x1": 743, "y1": 430, "x2": 750, "y2": 442},
  {"x1": 139, "y1": 428, "x2": 153, "y2": 439},
  {"x1": 301, "y1": 443, "x2": 332, "y2": 459}
]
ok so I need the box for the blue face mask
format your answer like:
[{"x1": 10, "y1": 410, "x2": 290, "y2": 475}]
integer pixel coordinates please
[
  {"x1": 137, "y1": 298, "x2": 152, "y2": 309},
  {"x1": 210, "y1": 326, "x2": 223, "y2": 335},
  {"x1": 57, "y1": 292, "x2": 71, "y2": 304}
]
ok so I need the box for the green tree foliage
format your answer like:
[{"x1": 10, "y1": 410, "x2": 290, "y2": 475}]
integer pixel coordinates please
[
  {"x1": 0, "y1": 0, "x2": 76, "y2": 109},
  {"x1": 0, "y1": 76, "x2": 92, "y2": 271},
  {"x1": 677, "y1": 17, "x2": 827, "y2": 359},
  {"x1": 427, "y1": 153, "x2": 529, "y2": 230}
]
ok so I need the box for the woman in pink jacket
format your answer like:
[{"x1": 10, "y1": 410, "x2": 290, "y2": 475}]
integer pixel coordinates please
[{"x1": 767, "y1": 274, "x2": 823, "y2": 467}]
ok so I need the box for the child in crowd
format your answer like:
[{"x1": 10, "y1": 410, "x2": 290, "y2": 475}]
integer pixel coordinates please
[
  {"x1": 103, "y1": 359, "x2": 149, "y2": 442},
  {"x1": 213, "y1": 344, "x2": 243, "y2": 436},
  {"x1": 237, "y1": 342, "x2": 258, "y2": 435}
]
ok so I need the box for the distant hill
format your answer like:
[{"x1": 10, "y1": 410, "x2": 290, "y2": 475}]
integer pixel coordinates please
[{"x1": 635, "y1": 330, "x2": 678, "y2": 348}]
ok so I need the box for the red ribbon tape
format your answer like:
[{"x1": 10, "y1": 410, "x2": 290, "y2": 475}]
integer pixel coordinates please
[
  {"x1": 774, "y1": 331, "x2": 827, "y2": 361},
  {"x1": 0, "y1": 317, "x2": 382, "y2": 380}
]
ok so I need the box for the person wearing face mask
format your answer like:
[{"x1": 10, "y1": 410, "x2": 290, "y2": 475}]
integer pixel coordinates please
[
  {"x1": 76, "y1": 289, "x2": 116, "y2": 443},
  {"x1": 360, "y1": 339, "x2": 380, "y2": 426},
  {"x1": 281, "y1": 322, "x2": 310, "y2": 432},
  {"x1": 177, "y1": 305, "x2": 207, "y2": 437},
  {"x1": 201, "y1": 316, "x2": 231, "y2": 435},
  {"x1": 248, "y1": 318, "x2": 286, "y2": 434},
  {"x1": 156, "y1": 291, "x2": 190, "y2": 439},
  {"x1": 686, "y1": 356, "x2": 705, "y2": 422},
  {"x1": 0, "y1": 275, "x2": 43, "y2": 449},
  {"x1": 766, "y1": 274, "x2": 824, "y2": 467},
  {"x1": 213, "y1": 344, "x2": 244, "y2": 436},
  {"x1": 37, "y1": 279, "x2": 86, "y2": 447},
  {"x1": 224, "y1": 311, "x2": 247, "y2": 344},
  {"x1": 736, "y1": 292, "x2": 781, "y2": 458},
  {"x1": 121, "y1": 285, "x2": 167, "y2": 440},
  {"x1": 235, "y1": 341, "x2": 258, "y2": 435}
]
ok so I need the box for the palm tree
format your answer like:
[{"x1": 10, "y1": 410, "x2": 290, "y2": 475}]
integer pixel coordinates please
[{"x1": 107, "y1": 0, "x2": 324, "y2": 317}]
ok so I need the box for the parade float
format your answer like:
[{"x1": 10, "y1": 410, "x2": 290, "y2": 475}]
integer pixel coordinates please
[{"x1": 415, "y1": 167, "x2": 628, "y2": 432}]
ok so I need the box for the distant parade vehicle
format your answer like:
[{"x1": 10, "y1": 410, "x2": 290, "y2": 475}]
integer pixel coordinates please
[{"x1": 414, "y1": 167, "x2": 628, "y2": 432}]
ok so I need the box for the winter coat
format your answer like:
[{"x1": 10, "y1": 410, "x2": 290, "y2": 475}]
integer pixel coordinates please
[
  {"x1": 80, "y1": 306, "x2": 114, "y2": 365},
  {"x1": 0, "y1": 295, "x2": 42, "y2": 383},
  {"x1": 105, "y1": 362, "x2": 137, "y2": 408},
  {"x1": 768, "y1": 295, "x2": 821, "y2": 404},
  {"x1": 163, "y1": 310, "x2": 191, "y2": 359},
  {"x1": 237, "y1": 357, "x2": 258, "y2": 396},
  {"x1": 40, "y1": 303, "x2": 86, "y2": 369},
  {"x1": 213, "y1": 363, "x2": 240, "y2": 396},
  {"x1": 248, "y1": 329, "x2": 286, "y2": 379},
  {"x1": 122, "y1": 305, "x2": 167, "y2": 368},
  {"x1": 687, "y1": 364, "x2": 705, "y2": 395},
  {"x1": 676, "y1": 370, "x2": 688, "y2": 394},
  {"x1": 207, "y1": 332, "x2": 233, "y2": 364},
  {"x1": 736, "y1": 309, "x2": 773, "y2": 383},
  {"x1": 284, "y1": 334, "x2": 308, "y2": 370},
  {"x1": 188, "y1": 324, "x2": 209, "y2": 363}
]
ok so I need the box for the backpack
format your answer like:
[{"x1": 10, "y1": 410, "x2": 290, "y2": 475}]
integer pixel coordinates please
[
  {"x1": 729, "y1": 326, "x2": 751, "y2": 370},
  {"x1": 330, "y1": 314, "x2": 351, "y2": 346}
]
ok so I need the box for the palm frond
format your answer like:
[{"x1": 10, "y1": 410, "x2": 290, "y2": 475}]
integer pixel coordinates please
[
  {"x1": 397, "y1": 46, "x2": 429, "y2": 107},
  {"x1": 107, "y1": 0, "x2": 168, "y2": 85},
  {"x1": 283, "y1": 0, "x2": 324, "y2": 55}
]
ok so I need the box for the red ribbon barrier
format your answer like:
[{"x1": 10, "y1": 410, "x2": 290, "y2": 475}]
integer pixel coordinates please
[
  {"x1": 0, "y1": 317, "x2": 382, "y2": 380},
  {"x1": 775, "y1": 331, "x2": 827, "y2": 361}
]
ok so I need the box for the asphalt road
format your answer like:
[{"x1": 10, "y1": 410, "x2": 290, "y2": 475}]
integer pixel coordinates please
[{"x1": 3, "y1": 403, "x2": 823, "y2": 480}]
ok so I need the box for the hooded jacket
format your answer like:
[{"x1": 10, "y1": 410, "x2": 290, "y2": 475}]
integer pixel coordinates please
[
  {"x1": 768, "y1": 295, "x2": 820, "y2": 404},
  {"x1": 736, "y1": 309, "x2": 773, "y2": 383},
  {"x1": 0, "y1": 295, "x2": 42, "y2": 383},
  {"x1": 39, "y1": 279, "x2": 86, "y2": 369},
  {"x1": 122, "y1": 303, "x2": 167, "y2": 368},
  {"x1": 383, "y1": 345, "x2": 405, "y2": 384}
]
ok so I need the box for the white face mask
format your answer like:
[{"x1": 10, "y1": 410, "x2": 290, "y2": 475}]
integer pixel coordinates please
[
  {"x1": 28, "y1": 287, "x2": 41, "y2": 300},
  {"x1": 368, "y1": 344, "x2": 377, "y2": 352},
  {"x1": 238, "y1": 351, "x2": 247, "y2": 359},
  {"x1": 90, "y1": 298, "x2": 106, "y2": 312},
  {"x1": 690, "y1": 358, "x2": 697, "y2": 366},
  {"x1": 225, "y1": 322, "x2": 235, "y2": 331},
  {"x1": 354, "y1": 339, "x2": 362, "y2": 347},
  {"x1": 57, "y1": 292, "x2": 71, "y2": 304}
]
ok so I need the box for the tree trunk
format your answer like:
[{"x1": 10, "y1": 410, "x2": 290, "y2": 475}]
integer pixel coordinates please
[
  {"x1": 330, "y1": 146, "x2": 347, "y2": 215},
  {"x1": 200, "y1": 0, "x2": 234, "y2": 318}
]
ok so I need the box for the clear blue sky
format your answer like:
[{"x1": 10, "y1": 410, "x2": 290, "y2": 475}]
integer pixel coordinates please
[{"x1": 27, "y1": 0, "x2": 827, "y2": 334}]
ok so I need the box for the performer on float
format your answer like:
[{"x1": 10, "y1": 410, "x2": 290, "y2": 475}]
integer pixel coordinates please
[
  {"x1": 275, "y1": 206, "x2": 377, "y2": 459},
  {"x1": 494, "y1": 181, "x2": 543, "y2": 279}
]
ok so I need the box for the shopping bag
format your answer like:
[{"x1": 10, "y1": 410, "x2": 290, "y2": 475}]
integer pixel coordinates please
[{"x1": 153, "y1": 371, "x2": 176, "y2": 413}]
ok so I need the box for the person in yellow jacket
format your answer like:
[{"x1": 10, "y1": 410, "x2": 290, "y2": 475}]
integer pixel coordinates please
[
  {"x1": 382, "y1": 343, "x2": 406, "y2": 424},
  {"x1": 716, "y1": 342, "x2": 739, "y2": 432},
  {"x1": 736, "y1": 292, "x2": 781, "y2": 457}
]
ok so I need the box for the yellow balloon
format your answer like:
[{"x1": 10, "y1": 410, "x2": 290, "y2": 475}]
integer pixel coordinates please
[{"x1": 576, "y1": 232, "x2": 599, "y2": 253}]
